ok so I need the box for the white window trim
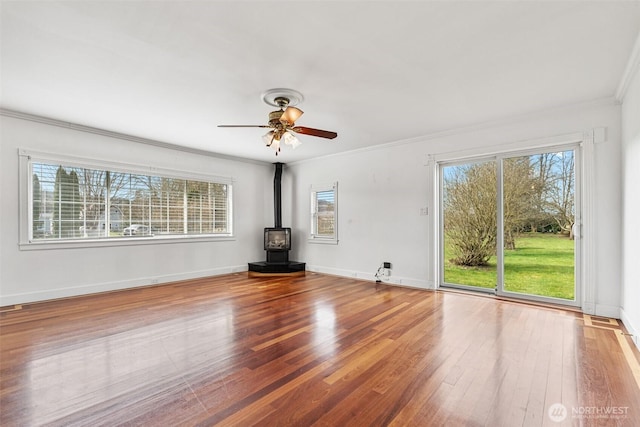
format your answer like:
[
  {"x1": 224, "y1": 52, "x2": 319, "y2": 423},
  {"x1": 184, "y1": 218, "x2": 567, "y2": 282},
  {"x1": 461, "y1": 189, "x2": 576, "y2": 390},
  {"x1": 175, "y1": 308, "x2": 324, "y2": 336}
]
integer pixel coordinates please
[
  {"x1": 309, "y1": 181, "x2": 338, "y2": 245},
  {"x1": 18, "y1": 148, "x2": 235, "y2": 250}
]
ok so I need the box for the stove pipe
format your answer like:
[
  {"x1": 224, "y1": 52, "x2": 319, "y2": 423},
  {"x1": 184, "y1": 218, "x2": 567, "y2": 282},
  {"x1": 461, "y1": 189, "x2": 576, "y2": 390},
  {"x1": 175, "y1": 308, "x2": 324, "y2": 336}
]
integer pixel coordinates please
[{"x1": 273, "y1": 162, "x2": 283, "y2": 228}]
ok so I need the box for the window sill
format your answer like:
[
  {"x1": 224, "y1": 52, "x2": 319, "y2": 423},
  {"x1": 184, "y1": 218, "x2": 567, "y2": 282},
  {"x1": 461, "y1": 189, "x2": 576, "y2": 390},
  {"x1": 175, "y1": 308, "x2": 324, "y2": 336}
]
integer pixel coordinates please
[
  {"x1": 308, "y1": 237, "x2": 338, "y2": 245},
  {"x1": 19, "y1": 234, "x2": 235, "y2": 251}
]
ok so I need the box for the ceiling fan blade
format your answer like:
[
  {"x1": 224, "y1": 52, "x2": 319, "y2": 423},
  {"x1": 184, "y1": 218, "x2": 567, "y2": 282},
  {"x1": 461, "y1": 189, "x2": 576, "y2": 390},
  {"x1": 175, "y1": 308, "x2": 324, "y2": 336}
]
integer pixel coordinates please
[
  {"x1": 218, "y1": 125, "x2": 271, "y2": 128},
  {"x1": 280, "y1": 106, "x2": 303, "y2": 125},
  {"x1": 291, "y1": 126, "x2": 337, "y2": 139}
]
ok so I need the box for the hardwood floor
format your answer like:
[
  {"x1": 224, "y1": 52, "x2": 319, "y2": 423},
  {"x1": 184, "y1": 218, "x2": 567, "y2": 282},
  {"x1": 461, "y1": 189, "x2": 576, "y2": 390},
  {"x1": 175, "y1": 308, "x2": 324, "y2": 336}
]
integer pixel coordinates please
[{"x1": 1, "y1": 273, "x2": 639, "y2": 426}]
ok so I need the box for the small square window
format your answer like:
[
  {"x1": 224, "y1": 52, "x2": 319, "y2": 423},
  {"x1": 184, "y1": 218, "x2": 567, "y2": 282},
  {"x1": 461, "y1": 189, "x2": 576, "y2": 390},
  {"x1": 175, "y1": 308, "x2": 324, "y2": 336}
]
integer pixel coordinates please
[{"x1": 310, "y1": 182, "x2": 337, "y2": 244}]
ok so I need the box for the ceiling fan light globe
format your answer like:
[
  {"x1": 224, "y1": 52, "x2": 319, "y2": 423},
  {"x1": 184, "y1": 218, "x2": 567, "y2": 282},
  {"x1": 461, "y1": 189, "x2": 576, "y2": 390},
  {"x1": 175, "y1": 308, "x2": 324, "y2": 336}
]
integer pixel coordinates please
[
  {"x1": 280, "y1": 106, "x2": 303, "y2": 125},
  {"x1": 283, "y1": 131, "x2": 301, "y2": 149},
  {"x1": 262, "y1": 131, "x2": 276, "y2": 146}
]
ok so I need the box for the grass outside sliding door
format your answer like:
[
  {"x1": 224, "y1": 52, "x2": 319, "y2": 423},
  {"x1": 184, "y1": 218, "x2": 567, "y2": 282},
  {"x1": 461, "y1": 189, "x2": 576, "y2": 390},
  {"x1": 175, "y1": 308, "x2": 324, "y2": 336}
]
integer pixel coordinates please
[{"x1": 444, "y1": 233, "x2": 574, "y2": 299}]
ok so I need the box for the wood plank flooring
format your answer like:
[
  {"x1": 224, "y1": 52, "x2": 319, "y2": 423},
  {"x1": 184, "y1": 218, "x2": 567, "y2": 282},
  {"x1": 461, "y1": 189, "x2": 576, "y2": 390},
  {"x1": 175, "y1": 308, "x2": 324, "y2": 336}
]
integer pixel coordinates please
[{"x1": 1, "y1": 273, "x2": 639, "y2": 426}]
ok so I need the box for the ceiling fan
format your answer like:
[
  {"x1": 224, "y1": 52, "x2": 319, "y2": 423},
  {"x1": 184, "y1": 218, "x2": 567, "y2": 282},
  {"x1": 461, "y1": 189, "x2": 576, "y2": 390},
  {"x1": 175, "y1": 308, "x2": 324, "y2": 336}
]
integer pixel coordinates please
[{"x1": 218, "y1": 89, "x2": 337, "y2": 156}]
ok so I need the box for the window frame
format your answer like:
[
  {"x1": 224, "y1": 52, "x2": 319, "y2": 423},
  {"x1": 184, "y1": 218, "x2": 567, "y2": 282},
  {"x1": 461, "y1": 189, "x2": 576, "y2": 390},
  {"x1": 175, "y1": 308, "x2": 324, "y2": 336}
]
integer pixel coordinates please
[
  {"x1": 19, "y1": 149, "x2": 234, "y2": 250},
  {"x1": 309, "y1": 182, "x2": 338, "y2": 245}
]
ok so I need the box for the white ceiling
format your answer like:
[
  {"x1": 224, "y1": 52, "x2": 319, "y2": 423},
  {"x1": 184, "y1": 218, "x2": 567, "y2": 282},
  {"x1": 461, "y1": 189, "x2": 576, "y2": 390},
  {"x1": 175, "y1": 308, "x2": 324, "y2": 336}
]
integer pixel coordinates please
[{"x1": 2, "y1": 1, "x2": 639, "y2": 163}]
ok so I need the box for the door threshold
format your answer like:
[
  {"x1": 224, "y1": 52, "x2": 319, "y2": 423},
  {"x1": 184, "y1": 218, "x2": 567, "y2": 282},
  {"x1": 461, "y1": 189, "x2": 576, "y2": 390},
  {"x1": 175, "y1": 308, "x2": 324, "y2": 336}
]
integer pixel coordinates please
[{"x1": 437, "y1": 287, "x2": 582, "y2": 313}]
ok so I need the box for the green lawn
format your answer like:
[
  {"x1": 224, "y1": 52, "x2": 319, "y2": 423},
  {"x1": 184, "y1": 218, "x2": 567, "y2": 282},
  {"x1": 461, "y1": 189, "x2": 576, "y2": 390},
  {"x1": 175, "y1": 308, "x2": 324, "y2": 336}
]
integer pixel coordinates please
[{"x1": 444, "y1": 233, "x2": 575, "y2": 300}]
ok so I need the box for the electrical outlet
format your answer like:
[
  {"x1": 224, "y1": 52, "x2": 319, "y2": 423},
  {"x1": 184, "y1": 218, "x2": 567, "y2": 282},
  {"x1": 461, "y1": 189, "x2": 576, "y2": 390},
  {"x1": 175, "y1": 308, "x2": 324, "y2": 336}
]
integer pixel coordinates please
[{"x1": 383, "y1": 262, "x2": 392, "y2": 269}]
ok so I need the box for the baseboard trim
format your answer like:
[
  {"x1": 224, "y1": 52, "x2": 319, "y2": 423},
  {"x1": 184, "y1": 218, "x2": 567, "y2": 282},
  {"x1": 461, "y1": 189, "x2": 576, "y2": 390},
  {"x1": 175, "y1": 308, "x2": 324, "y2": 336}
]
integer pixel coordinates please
[
  {"x1": 304, "y1": 265, "x2": 430, "y2": 289},
  {"x1": 620, "y1": 308, "x2": 640, "y2": 351},
  {"x1": 594, "y1": 303, "x2": 621, "y2": 319},
  {"x1": 0, "y1": 265, "x2": 247, "y2": 306}
]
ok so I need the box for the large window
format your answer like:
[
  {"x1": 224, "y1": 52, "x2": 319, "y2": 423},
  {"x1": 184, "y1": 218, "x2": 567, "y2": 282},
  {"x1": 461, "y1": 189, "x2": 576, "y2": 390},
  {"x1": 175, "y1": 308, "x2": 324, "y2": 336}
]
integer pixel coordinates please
[
  {"x1": 22, "y1": 151, "x2": 232, "y2": 245},
  {"x1": 310, "y1": 182, "x2": 337, "y2": 244}
]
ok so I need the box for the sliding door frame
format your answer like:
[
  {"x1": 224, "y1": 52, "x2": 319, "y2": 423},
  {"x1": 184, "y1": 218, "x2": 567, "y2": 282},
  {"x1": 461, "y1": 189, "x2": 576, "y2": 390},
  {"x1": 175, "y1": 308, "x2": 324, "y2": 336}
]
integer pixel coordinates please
[
  {"x1": 432, "y1": 130, "x2": 594, "y2": 310},
  {"x1": 495, "y1": 144, "x2": 582, "y2": 306},
  {"x1": 438, "y1": 156, "x2": 498, "y2": 295}
]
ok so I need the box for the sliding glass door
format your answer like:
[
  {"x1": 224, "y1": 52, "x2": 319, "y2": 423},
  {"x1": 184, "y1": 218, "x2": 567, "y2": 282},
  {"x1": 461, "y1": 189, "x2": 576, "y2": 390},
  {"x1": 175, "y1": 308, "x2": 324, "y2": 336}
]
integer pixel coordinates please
[
  {"x1": 440, "y1": 146, "x2": 579, "y2": 305},
  {"x1": 500, "y1": 150, "x2": 577, "y2": 301},
  {"x1": 441, "y1": 159, "x2": 498, "y2": 293}
]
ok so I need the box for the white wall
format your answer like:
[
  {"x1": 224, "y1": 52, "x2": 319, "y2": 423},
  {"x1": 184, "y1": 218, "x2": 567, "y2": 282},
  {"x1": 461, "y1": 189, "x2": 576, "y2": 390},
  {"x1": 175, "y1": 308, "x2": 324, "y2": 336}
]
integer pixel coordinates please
[
  {"x1": 287, "y1": 145, "x2": 431, "y2": 288},
  {"x1": 0, "y1": 114, "x2": 274, "y2": 305},
  {"x1": 0, "y1": 98, "x2": 627, "y2": 322},
  {"x1": 620, "y1": 56, "x2": 640, "y2": 349},
  {"x1": 288, "y1": 100, "x2": 622, "y2": 316}
]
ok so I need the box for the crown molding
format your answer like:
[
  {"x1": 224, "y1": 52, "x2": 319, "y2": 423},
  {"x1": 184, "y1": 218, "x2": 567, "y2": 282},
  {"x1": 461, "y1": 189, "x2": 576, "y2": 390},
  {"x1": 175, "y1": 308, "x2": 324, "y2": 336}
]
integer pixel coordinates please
[
  {"x1": 289, "y1": 95, "x2": 618, "y2": 166},
  {"x1": 616, "y1": 30, "x2": 640, "y2": 102},
  {"x1": 0, "y1": 108, "x2": 271, "y2": 166}
]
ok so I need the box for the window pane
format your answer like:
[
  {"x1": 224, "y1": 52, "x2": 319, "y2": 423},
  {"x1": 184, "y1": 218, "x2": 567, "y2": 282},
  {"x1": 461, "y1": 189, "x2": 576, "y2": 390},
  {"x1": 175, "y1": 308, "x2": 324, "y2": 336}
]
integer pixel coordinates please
[
  {"x1": 81, "y1": 169, "x2": 109, "y2": 238},
  {"x1": 502, "y1": 151, "x2": 575, "y2": 300},
  {"x1": 442, "y1": 161, "x2": 497, "y2": 290},
  {"x1": 30, "y1": 160, "x2": 231, "y2": 241},
  {"x1": 31, "y1": 163, "x2": 57, "y2": 239},
  {"x1": 314, "y1": 189, "x2": 335, "y2": 237}
]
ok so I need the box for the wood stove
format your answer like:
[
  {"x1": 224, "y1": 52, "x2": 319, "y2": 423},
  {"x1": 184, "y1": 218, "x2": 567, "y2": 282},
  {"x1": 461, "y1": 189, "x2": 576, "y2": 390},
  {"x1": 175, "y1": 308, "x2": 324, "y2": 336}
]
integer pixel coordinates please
[
  {"x1": 248, "y1": 163, "x2": 305, "y2": 275},
  {"x1": 264, "y1": 227, "x2": 291, "y2": 262}
]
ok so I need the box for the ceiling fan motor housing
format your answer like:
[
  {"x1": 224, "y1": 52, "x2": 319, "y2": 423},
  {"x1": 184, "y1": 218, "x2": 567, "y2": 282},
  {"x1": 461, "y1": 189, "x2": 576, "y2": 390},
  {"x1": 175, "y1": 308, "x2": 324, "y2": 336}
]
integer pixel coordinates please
[
  {"x1": 270, "y1": 96, "x2": 291, "y2": 127},
  {"x1": 269, "y1": 110, "x2": 285, "y2": 126}
]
